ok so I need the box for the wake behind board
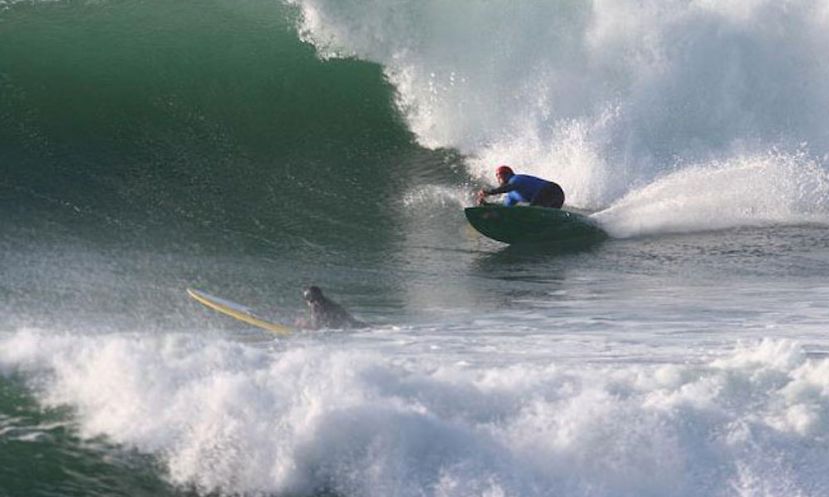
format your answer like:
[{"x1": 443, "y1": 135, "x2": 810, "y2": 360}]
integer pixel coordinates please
[
  {"x1": 464, "y1": 205, "x2": 606, "y2": 245},
  {"x1": 187, "y1": 288, "x2": 293, "y2": 336}
]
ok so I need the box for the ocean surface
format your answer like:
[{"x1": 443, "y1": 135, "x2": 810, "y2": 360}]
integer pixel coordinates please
[{"x1": 3, "y1": 1, "x2": 829, "y2": 496}]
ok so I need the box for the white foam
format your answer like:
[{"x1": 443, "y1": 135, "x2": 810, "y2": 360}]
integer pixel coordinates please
[
  {"x1": 401, "y1": 185, "x2": 470, "y2": 211},
  {"x1": 593, "y1": 150, "x2": 829, "y2": 237},
  {"x1": 3, "y1": 329, "x2": 829, "y2": 496},
  {"x1": 288, "y1": 0, "x2": 829, "y2": 226}
]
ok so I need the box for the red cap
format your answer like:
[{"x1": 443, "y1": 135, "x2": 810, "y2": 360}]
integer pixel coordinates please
[{"x1": 495, "y1": 165, "x2": 514, "y2": 177}]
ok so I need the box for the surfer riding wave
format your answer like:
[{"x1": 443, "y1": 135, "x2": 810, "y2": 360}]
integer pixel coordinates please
[{"x1": 476, "y1": 165, "x2": 565, "y2": 209}]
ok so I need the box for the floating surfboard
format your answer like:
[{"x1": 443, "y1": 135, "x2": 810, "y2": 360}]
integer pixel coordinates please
[
  {"x1": 187, "y1": 288, "x2": 293, "y2": 336},
  {"x1": 464, "y1": 205, "x2": 607, "y2": 245}
]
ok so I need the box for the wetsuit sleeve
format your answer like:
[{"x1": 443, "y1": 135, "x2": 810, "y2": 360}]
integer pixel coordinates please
[{"x1": 485, "y1": 183, "x2": 517, "y2": 195}]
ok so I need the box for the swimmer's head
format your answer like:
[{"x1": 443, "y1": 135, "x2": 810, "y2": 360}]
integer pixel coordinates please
[{"x1": 303, "y1": 285, "x2": 323, "y2": 304}]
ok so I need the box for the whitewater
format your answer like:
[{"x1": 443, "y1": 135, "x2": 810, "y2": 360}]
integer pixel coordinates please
[
  {"x1": 2, "y1": 0, "x2": 829, "y2": 496},
  {"x1": 291, "y1": 0, "x2": 829, "y2": 226}
]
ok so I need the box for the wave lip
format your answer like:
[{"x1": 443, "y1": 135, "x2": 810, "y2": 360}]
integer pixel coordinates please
[{"x1": 289, "y1": 0, "x2": 829, "y2": 213}]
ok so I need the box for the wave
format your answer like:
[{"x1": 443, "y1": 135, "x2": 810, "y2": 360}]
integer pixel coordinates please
[
  {"x1": 289, "y1": 0, "x2": 829, "y2": 224},
  {"x1": 3, "y1": 0, "x2": 829, "y2": 245},
  {"x1": 2, "y1": 330, "x2": 829, "y2": 496},
  {"x1": 0, "y1": 0, "x2": 459, "y2": 250}
]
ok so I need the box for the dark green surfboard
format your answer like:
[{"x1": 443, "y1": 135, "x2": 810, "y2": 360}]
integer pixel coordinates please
[{"x1": 464, "y1": 205, "x2": 607, "y2": 245}]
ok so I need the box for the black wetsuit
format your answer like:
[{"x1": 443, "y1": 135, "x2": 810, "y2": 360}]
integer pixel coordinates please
[
  {"x1": 529, "y1": 182, "x2": 565, "y2": 208},
  {"x1": 305, "y1": 293, "x2": 366, "y2": 330}
]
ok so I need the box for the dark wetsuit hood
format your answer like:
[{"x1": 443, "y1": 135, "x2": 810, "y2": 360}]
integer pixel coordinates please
[{"x1": 301, "y1": 285, "x2": 367, "y2": 330}]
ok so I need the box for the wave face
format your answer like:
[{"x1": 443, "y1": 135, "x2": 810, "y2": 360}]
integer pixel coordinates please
[
  {"x1": 0, "y1": 0, "x2": 466, "y2": 252},
  {"x1": 289, "y1": 0, "x2": 829, "y2": 232}
]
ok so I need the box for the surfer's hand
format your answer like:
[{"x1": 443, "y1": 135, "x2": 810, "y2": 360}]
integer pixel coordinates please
[{"x1": 475, "y1": 190, "x2": 487, "y2": 205}]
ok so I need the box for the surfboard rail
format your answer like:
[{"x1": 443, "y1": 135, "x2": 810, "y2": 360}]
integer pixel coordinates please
[{"x1": 187, "y1": 288, "x2": 293, "y2": 336}]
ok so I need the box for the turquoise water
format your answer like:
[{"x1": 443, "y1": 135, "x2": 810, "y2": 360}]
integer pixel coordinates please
[{"x1": 3, "y1": 1, "x2": 829, "y2": 496}]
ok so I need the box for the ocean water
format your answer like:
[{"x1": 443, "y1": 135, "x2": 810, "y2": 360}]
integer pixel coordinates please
[{"x1": 3, "y1": 0, "x2": 829, "y2": 496}]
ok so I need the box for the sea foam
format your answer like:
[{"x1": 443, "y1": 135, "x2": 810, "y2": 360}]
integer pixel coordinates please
[
  {"x1": 2, "y1": 329, "x2": 829, "y2": 496},
  {"x1": 288, "y1": 0, "x2": 829, "y2": 229}
]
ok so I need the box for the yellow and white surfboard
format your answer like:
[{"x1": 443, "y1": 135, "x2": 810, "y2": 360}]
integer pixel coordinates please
[{"x1": 187, "y1": 288, "x2": 293, "y2": 336}]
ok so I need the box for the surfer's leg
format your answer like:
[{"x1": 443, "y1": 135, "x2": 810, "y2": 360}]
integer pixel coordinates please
[
  {"x1": 530, "y1": 184, "x2": 564, "y2": 208},
  {"x1": 550, "y1": 183, "x2": 565, "y2": 208}
]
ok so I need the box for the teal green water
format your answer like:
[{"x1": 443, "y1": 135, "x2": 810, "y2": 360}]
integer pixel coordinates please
[
  {"x1": 0, "y1": 376, "x2": 178, "y2": 496},
  {"x1": 1, "y1": 1, "x2": 437, "y2": 493},
  {"x1": 0, "y1": 0, "x2": 462, "y2": 253},
  {"x1": 0, "y1": 2, "x2": 468, "y2": 491}
]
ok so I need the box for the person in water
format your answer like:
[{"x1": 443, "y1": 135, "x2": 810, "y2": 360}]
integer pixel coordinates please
[
  {"x1": 475, "y1": 165, "x2": 565, "y2": 208},
  {"x1": 296, "y1": 286, "x2": 367, "y2": 330}
]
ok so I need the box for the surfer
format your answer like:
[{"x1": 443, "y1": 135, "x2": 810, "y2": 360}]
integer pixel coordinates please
[
  {"x1": 296, "y1": 286, "x2": 367, "y2": 330},
  {"x1": 475, "y1": 165, "x2": 565, "y2": 208}
]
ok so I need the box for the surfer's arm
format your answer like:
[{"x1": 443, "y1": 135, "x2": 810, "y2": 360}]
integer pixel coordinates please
[
  {"x1": 485, "y1": 184, "x2": 513, "y2": 195},
  {"x1": 477, "y1": 183, "x2": 516, "y2": 205},
  {"x1": 484, "y1": 183, "x2": 516, "y2": 195}
]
